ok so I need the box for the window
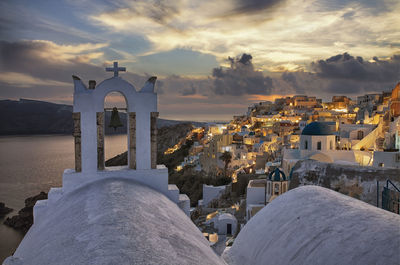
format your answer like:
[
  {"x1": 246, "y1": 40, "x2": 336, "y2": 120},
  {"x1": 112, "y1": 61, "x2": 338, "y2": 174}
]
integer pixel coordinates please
[
  {"x1": 330, "y1": 140, "x2": 333, "y2": 150},
  {"x1": 304, "y1": 140, "x2": 308, "y2": 150},
  {"x1": 357, "y1": 130, "x2": 364, "y2": 140},
  {"x1": 317, "y1": 141, "x2": 322, "y2": 150},
  {"x1": 379, "y1": 163, "x2": 384, "y2": 167},
  {"x1": 274, "y1": 184, "x2": 279, "y2": 195}
]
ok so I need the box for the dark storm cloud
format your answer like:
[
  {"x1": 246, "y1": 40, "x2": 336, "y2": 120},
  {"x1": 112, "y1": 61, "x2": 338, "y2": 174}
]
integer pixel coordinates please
[
  {"x1": 277, "y1": 52, "x2": 400, "y2": 97},
  {"x1": 231, "y1": 0, "x2": 286, "y2": 14},
  {"x1": 115, "y1": 0, "x2": 181, "y2": 26},
  {"x1": 282, "y1": 71, "x2": 297, "y2": 86},
  {"x1": 155, "y1": 79, "x2": 164, "y2": 94},
  {"x1": 0, "y1": 40, "x2": 148, "y2": 95},
  {"x1": 181, "y1": 84, "x2": 197, "y2": 96},
  {"x1": 146, "y1": 0, "x2": 180, "y2": 23},
  {"x1": 312, "y1": 52, "x2": 400, "y2": 82},
  {"x1": 211, "y1": 53, "x2": 273, "y2": 96},
  {"x1": 0, "y1": 40, "x2": 104, "y2": 83}
]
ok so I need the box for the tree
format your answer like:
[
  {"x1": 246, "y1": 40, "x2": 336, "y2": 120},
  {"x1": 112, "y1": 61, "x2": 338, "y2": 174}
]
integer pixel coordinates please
[{"x1": 220, "y1": 151, "x2": 232, "y2": 177}]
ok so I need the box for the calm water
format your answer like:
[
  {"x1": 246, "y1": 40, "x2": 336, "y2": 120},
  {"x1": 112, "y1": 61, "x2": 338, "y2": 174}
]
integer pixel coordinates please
[{"x1": 0, "y1": 134, "x2": 127, "y2": 262}]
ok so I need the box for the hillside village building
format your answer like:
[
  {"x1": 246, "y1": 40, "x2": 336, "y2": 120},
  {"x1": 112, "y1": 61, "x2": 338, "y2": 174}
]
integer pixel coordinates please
[
  {"x1": 282, "y1": 121, "x2": 373, "y2": 175},
  {"x1": 245, "y1": 168, "x2": 290, "y2": 221}
]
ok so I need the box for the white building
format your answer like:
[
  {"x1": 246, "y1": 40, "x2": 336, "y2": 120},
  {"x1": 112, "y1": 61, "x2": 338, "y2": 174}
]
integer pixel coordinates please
[
  {"x1": 300, "y1": 122, "x2": 336, "y2": 152},
  {"x1": 283, "y1": 122, "x2": 372, "y2": 175},
  {"x1": 246, "y1": 168, "x2": 290, "y2": 221},
  {"x1": 245, "y1": 179, "x2": 267, "y2": 221},
  {"x1": 372, "y1": 151, "x2": 400, "y2": 168},
  {"x1": 206, "y1": 212, "x2": 238, "y2": 235},
  {"x1": 198, "y1": 184, "x2": 226, "y2": 207},
  {"x1": 338, "y1": 124, "x2": 375, "y2": 150}
]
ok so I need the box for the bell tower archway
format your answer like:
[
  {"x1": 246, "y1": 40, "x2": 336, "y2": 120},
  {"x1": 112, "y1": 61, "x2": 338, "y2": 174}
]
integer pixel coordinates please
[
  {"x1": 54, "y1": 61, "x2": 190, "y2": 217},
  {"x1": 72, "y1": 62, "x2": 158, "y2": 173},
  {"x1": 98, "y1": 91, "x2": 129, "y2": 170}
]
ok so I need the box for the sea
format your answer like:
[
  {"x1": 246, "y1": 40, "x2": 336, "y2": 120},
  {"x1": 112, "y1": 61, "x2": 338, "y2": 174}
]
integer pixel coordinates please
[{"x1": 0, "y1": 134, "x2": 128, "y2": 262}]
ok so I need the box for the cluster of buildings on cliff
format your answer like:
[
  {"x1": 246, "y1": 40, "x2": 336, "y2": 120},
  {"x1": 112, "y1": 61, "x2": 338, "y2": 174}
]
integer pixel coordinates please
[
  {"x1": 183, "y1": 83, "x2": 400, "y2": 233},
  {"x1": 179, "y1": 83, "x2": 400, "y2": 180}
]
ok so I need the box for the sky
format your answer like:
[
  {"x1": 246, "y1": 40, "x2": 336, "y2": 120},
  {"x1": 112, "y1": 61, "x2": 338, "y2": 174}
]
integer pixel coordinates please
[{"x1": 0, "y1": 0, "x2": 399, "y2": 121}]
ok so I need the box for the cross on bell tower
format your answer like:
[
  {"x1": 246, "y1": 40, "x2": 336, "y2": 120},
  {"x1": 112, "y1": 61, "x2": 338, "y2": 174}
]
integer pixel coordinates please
[{"x1": 106, "y1": 61, "x2": 126, "y2": 77}]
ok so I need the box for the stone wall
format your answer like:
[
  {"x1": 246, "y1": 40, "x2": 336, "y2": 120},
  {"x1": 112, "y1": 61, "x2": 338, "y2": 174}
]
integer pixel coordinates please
[{"x1": 289, "y1": 159, "x2": 400, "y2": 207}]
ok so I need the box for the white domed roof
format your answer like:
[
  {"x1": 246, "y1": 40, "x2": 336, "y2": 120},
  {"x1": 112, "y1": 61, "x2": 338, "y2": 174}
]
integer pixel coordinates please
[
  {"x1": 224, "y1": 186, "x2": 400, "y2": 265},
  {"x1": 7, "y1": 178, "x2": 225, "y2": 265}
]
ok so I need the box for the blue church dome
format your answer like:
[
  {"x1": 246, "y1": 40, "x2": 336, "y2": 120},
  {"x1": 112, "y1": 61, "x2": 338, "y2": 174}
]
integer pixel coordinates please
[
  {"x1": 268, "y1": 168, "x2": 287, "y2": 181},
  {"x1": 301, "y1": 122, "x2": 335, "y2": 136}
]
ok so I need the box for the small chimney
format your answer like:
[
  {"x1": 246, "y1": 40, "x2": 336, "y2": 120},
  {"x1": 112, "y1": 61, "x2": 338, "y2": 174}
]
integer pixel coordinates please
[{"x1": 88, "y1": 80, "x2": 96, "y2": 89}]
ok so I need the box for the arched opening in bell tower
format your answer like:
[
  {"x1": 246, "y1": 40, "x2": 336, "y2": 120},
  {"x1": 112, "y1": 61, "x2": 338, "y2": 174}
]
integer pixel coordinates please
[{"x1": 103, "y1": 91, "x2": 128, "y2": 167}]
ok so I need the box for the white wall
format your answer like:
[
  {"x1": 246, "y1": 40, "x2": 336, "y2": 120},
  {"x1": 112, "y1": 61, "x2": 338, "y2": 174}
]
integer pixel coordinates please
[
  {"x1": 246, "y1": 186, "x2": 265, "y2": 205},
  {"x1": 202, "y1": 185, "x2": 226, "y2": 207},
  {"x1": 300, "y1": 135, "x2": 336, "y2": 152},
  {"x1": 373, "y1": 151, "x2": 400, "y2": 169},
  {"x1": 217, "y1": 214, "x2": 237, "y2": 235}
]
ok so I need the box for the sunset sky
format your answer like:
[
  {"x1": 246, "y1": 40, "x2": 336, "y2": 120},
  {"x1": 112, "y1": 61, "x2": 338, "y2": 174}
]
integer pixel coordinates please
[{"x1": 0, "y1": 0, "x2": 399, "y2": 121}]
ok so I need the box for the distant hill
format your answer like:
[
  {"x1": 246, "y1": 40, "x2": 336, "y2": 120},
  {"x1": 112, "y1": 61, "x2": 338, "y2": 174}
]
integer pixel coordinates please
[{"x1": 0, "y1": 99, "x2": 204, "y2": 135}]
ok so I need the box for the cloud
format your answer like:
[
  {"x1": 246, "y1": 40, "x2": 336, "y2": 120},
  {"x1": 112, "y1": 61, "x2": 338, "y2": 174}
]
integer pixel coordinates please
[
  {"x1": 312, "y1": 52, "x2": 400, "y2": 82},
  {"x1": 211, "y1": 54, "x2": 273, "y2": 95},
  {"x1": 89, "y1": 0, "x2": 400, "y2": 70},
  {"x1": 0, "y1": 40, "x2": 150, "y2": 101},
  {"x1": 275, "y1": 52, "x2": 400, "y2": 96},
  {"x1": 0, "y1": 72, "x2": 70, "y2": 88},
  {"x1": 230, "y1": 0, "x2": 287, "y2": 15},
  {"x1": 181, "y1": 83, "x2": 197, "y2": 96},
  {"x1": 0, "y1": 40, "x2": 110, "y2": 84},
  {"x1": 0, "y1": 1, "x2": 106, "y2": 43}
]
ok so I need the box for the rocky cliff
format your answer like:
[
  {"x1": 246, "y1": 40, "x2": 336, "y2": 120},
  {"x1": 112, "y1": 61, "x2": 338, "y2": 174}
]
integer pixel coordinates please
[
  {"x1": 289, "y1": 159, "x2": 400, "y2": 207},
  {"x1": 105, "y1": 123, "x2": 194, "y2": 167},
  {"x1": 4, "y1": 192, "x2": 48, "y2": 233},
  {"x1": 0, "y1": 202, "x2": 13, "y2": 218}
]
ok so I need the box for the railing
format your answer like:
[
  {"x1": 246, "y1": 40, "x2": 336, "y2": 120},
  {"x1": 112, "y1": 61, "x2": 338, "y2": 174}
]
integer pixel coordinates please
[{"x1": 381, "y1": 180, "x2": 400, "y2": 214}]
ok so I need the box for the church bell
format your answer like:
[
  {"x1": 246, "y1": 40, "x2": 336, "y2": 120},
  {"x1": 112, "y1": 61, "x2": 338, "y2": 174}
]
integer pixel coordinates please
[{"x1": 109, "y1": 107, "x2": 123, "y2": 130}]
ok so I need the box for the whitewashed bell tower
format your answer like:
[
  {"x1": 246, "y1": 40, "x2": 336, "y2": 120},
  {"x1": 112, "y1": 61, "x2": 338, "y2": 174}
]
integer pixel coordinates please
[
  {"x1": 41, "y1": 62, "x2": 191, "y2": 215},
  {"x1": 72, "y1": 61, "x2": 157, "y2": 172}
]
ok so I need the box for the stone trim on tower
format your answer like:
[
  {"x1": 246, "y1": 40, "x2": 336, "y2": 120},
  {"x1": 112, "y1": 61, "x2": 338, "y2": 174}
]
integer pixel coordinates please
[
  {"x1": 129, "y1": 112, "x2": 136, "y2": 169},
  {"x1": 97, "y1": 112, "x2": 105, "y2": 170},
  {"x1": 73, "y1": 112, "x2": 82, "y2": 172},
  {"x1": 151, "y1": 112, "x2": 159, "y2": 169}
]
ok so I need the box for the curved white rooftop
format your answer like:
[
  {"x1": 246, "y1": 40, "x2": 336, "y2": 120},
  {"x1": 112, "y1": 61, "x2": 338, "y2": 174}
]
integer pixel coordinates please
[
  {"x1": 218, "y1": 213, "x2": 236, "y2": 221},
  {"x1": 5, "y1": 178, "x2": 226, "y2": 265},
  {"x1": 224, "y1": 186, "x2": 400, "y2": 265}
]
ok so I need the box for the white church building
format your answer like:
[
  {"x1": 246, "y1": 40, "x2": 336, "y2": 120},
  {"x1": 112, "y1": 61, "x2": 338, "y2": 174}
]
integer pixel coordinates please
[
  {"x1": 3, "y1": 63, "x2": 227, "y2": 265},
  {"x1": 282, "y1": 122, "x2": 372, "y2": 175}
]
